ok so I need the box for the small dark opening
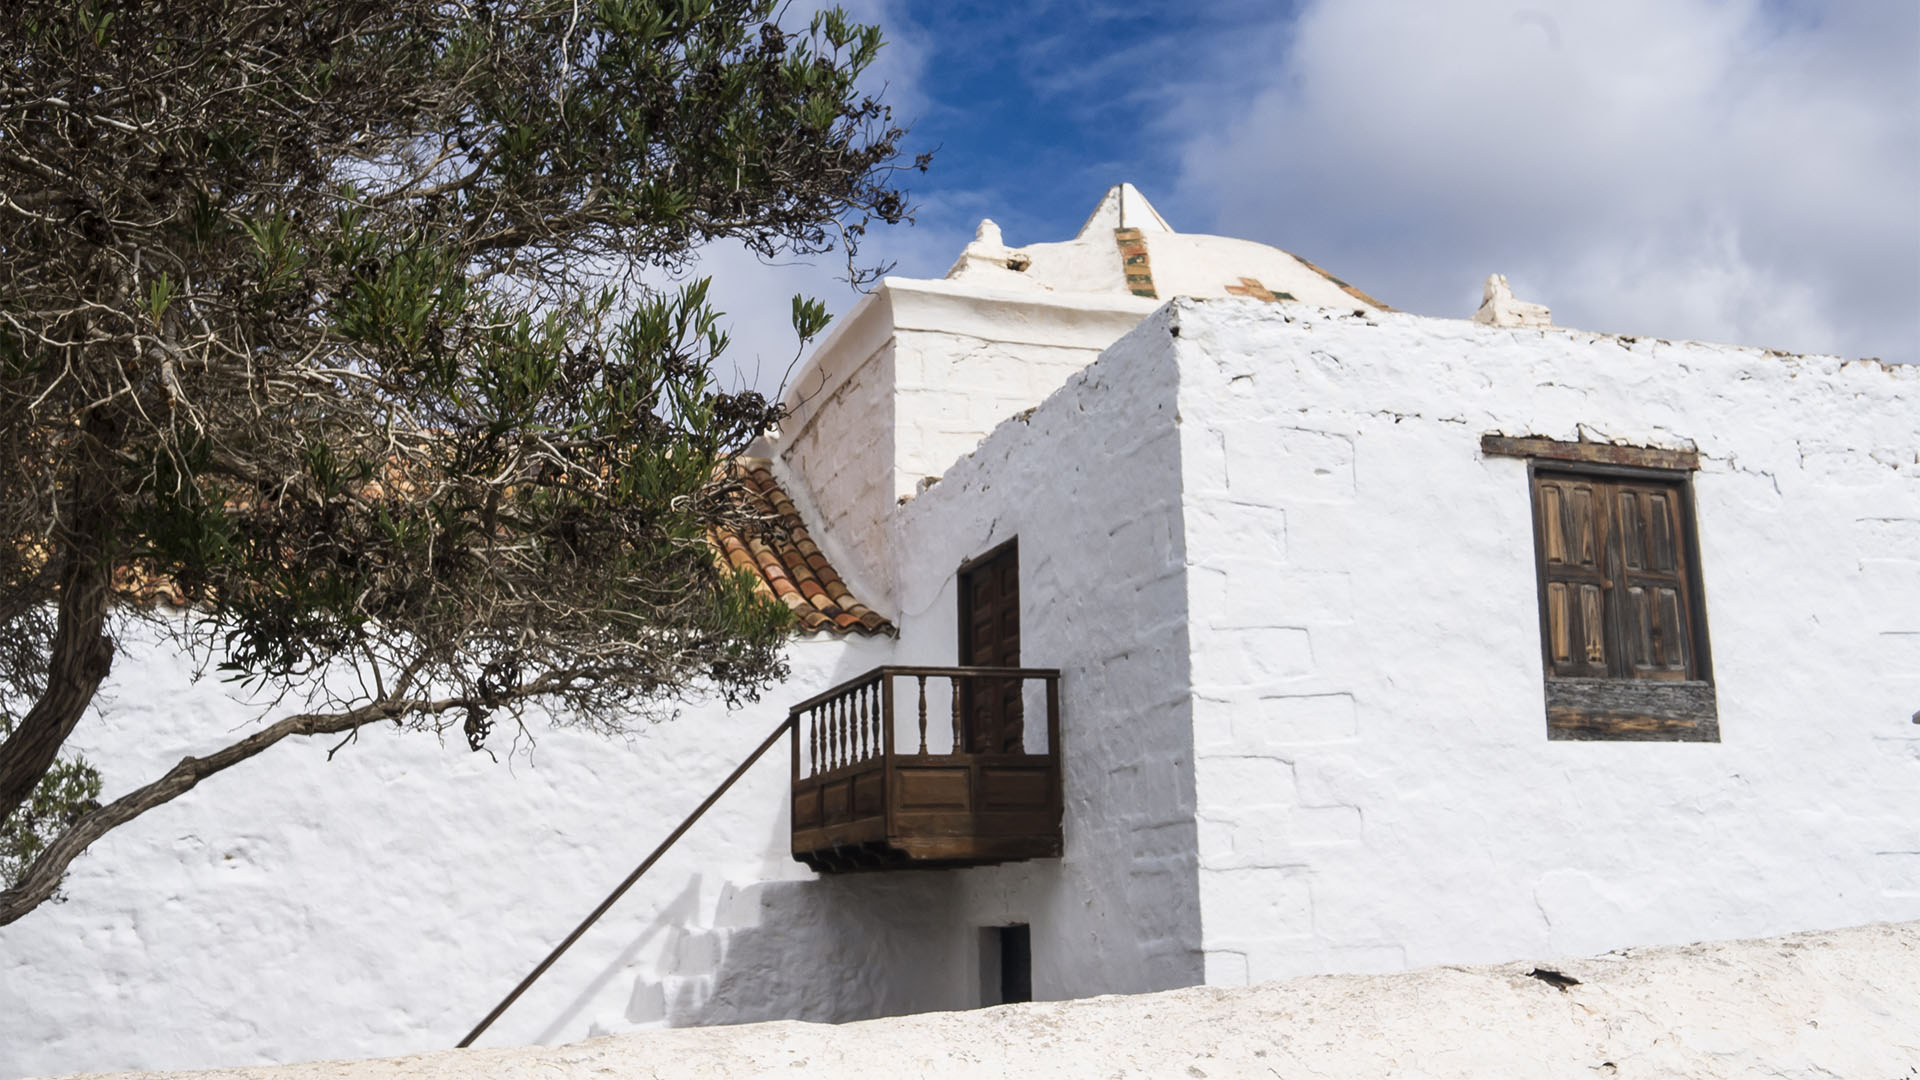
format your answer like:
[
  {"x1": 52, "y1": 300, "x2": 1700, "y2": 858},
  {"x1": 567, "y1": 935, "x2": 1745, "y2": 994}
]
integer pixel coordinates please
[{"x1": 998, "y1": 924, "x2": 1032, "y2": 1004}]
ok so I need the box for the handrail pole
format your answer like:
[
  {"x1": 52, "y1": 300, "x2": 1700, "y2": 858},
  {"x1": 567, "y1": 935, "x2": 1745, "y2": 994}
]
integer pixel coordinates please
[{"x1": 456, "y1": 714, "x2": 796, "y2": 1049}]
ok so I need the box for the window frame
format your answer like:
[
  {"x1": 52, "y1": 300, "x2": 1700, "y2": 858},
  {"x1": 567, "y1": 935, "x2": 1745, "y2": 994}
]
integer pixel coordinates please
[{"x1": 1520, "y1": 455, "x2": 1719, "y2": 743}]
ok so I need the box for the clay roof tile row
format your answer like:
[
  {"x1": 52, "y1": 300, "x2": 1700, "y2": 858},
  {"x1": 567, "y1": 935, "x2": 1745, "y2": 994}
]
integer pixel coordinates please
[{"x1": 712, "y1": 459, "x2": 893, "y2": 637}]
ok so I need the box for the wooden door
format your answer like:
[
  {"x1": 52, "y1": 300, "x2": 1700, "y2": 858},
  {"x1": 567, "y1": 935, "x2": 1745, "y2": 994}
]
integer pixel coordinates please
[{"x1": 959, "y1": 541, "x2": 1022, "y2": 752}]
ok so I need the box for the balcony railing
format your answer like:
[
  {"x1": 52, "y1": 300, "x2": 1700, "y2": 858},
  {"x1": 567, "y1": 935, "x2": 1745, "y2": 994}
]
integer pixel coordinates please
[{"x1": 789, "y1": 665, "x2": 1063, "y2": 873}]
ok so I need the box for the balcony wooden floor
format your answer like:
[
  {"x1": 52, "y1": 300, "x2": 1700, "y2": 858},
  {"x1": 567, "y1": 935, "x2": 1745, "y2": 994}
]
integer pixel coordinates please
[{"x1": 790, "y1": 667, "x2": 1063, "y2": 873}]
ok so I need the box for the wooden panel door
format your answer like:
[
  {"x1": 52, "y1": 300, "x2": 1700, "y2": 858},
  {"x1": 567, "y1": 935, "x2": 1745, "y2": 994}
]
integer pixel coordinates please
[{"x1": 959, "y1": 541, "x2": 1022, "y2": 752}]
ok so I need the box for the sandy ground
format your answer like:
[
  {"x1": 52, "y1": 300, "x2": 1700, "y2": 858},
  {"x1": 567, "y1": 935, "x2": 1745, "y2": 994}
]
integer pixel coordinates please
[{"x1": 47, "y1": 920, "x2": 1920, "y2": 1080}]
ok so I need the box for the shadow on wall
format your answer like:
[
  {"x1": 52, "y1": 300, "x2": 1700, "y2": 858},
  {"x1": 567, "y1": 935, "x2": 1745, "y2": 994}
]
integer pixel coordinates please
[
  {"x1": 529, "y1": 874, "x2": 707, "y2": 1044},
  {"x1": 517, "y1": 808, "x2": 974, "y2": 1041},
  {"x1": 604, "y1": 809, "x2": 973, "y2": 1031},
  {"x1": 680, "y1": 868, "x2": 969, "y2": 1026}
]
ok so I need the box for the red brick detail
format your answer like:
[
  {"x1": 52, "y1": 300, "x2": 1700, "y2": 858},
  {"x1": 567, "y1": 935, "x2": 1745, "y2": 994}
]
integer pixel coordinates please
[{"x1": 1114, "y1": 227, "x2": 1159, "y2": 299}]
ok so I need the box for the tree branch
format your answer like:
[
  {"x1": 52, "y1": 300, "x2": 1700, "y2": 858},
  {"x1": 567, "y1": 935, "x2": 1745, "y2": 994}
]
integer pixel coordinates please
[{"x1": 0, "y1": 689, "x2": 486, "y2": 926}]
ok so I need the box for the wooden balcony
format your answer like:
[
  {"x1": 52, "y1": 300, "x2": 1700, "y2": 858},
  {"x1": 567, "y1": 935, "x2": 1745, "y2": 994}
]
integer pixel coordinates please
[{"x1": 790, "y1": 666, "x2": 1063, "y2": 873}]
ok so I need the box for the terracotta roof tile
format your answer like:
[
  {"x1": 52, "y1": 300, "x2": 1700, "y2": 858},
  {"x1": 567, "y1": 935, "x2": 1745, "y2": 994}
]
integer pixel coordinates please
[{"x1": 711, "y1": 459, "x2": 894, "y2": 637}]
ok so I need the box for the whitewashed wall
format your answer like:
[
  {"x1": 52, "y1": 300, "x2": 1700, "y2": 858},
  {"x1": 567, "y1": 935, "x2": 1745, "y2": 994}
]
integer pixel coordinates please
[
  {"x1": 634, "y1": 311, "x2": 1212, "y2": 1021},
  {"x1": 1164, "y1": 299, "x2": 1920, "y2": 985},
  {"x1": 12, "y1": 280, "x2": 1916, "y2": 1078},
  {"x1": 775, "y1": 289, "x2": 898, "y2": 605},
  {"x1": 776, "y1": 278, "x2": 1149, "y2": 609},
  {"x1": 2, "y1": 276, "x2": 1161, "y2": 1079},
  {"x1": 0, "y1": 628, "x2": 903, "y2": 1078},
  {"x1": 882, "y1": 307, "x2": 1204, "y2": 1001}
]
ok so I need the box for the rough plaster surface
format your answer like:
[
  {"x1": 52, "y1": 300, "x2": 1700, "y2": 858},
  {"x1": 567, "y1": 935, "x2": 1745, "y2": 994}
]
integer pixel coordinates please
[
  {"x1": 1165, "y1": 299, "x2": 1920, "y2": 983},
  {"x1": 10, "y1": 260, "x2": 1919, "y2": 1080},
  {"x1": 0, "y1": 632, "x2": 904, "y2": 1078},
  {"x1": 885, "y1": 304, "x2": 1204, "y2": 1001},
  {"x1": 775, "y1": 276, "x2": 1149, "y2": 607},
  {"x1": 44, "y1": 920, "x2": 1920, "y2": 1080}
]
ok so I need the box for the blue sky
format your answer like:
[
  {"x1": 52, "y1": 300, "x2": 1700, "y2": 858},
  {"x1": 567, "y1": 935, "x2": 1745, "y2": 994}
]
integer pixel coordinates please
[
  {"x1": 880, "y1": 3, "x2": 1300, "y2": 247},
  {"x1": 702, "y1": 0, "x2": 1918, "y2": 395}
]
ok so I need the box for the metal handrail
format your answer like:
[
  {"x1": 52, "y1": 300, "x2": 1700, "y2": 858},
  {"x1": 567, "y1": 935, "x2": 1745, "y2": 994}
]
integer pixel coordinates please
[{"x1": 455, "y1": 714, "x2": 795, "y2": 1048}]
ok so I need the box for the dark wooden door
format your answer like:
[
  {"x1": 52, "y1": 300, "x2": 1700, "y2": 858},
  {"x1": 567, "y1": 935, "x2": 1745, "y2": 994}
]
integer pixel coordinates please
[{"x1": 959, "y1": 541, "x2": 1022, "y2": 752}]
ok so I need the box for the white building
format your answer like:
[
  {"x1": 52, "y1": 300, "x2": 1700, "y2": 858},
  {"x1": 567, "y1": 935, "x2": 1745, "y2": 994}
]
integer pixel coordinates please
[{"x1": 4, "y1": 186, "x2": 1918, "y2": 1078}]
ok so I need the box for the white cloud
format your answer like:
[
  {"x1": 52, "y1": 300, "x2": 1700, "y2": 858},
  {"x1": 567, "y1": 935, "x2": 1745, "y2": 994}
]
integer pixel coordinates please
[
  {"x1": 680, "y1": 0, "x2": 965, "y2": 402},
  {"x1": 1170, "y1": 0, "x2": 1918, "y2": 360}
]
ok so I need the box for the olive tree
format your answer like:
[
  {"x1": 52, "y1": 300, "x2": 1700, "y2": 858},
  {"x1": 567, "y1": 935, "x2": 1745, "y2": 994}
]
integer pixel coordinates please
[{"x1": 0, "y1": 0, "x2": 919, "y2": 923}]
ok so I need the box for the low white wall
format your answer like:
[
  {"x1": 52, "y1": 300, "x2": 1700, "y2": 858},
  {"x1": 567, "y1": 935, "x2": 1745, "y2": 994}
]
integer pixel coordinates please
[
  {"x1": 885, "y1": 306, "x2": 1204, "y2": 1002},
  {"x1": 52, "y1": 920, "x2": 1920, "y2": 1080},
  {"x1": 0, "y1": 629, "x2": 900, "y2": 1078},
  {"x1": 1167, "y1": 298, "x2": 1920, "y2": 984}
]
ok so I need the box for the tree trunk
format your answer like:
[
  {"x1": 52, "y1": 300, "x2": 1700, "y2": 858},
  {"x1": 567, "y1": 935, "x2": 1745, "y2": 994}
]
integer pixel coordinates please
[
  {"x1": 0, "y1": 545, "x2": 113, "y2": 831},
  {"x1": 0, "y1": 399, "x2": 118, "y2": 833}
]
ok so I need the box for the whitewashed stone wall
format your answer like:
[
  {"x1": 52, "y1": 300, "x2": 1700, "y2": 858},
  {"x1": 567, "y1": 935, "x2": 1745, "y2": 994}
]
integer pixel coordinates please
[
  {"x1": 1165, "y1": 298, "x2": 1920, "y2": 985},
  {"x1": 883, "y1": 307, "x2": 1203, "y2": 999},
  {"x1": 61, "y1": 921, "x2": 1920, "y2": 1080},
  {"x1": 0, "y1": 629, "x2": 901, "y2": 1078},
  {"x1": 891, "y1": 330, "x2": 1100, "y2": 497},
  {"x1": 10, "y1": 281, "x2": 1916, "y2": 1079},
  {"x1": 775, "y1": 278, "x2": 1150, "y2": 608},
  {"x1": 775, "y1": 290, "x2": 898, "y2": 604}
]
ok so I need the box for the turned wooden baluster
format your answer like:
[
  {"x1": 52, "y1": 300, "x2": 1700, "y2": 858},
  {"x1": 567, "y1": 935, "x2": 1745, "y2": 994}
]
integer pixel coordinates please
[
  {"x1": 834, "y1": 694, "x2": 845, "y2": 769},
  {"x1": 859, "y1": 681, "x2": 870, "y2": 760},
  {"x1": 864, "y1": 681, "x2": 877, "y2": 760},
  {"x1": 809, "y1": 708, "x2": 819, "y2": 776},
  {"x1": 916, "y1": 675, "x2": 929, "y2": 755},
  {"x1": 855, "y1": 684, "x2": 867, "y2": 761},
  {"x1": 951, "y1": 676, "x2": 963, "y2": 754}
]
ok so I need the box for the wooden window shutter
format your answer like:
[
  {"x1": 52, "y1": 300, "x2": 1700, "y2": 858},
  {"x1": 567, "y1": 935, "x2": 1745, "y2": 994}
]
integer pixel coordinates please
[
  {"x1": 1533, "y1": 470, "x2": 1703, "y2": 683},
  {"x1": 1535, "y1": 474, "x2": 1611, "y2": 679},
  {"x1": 1609, "y1": 481, "x2": 1696, "y2": 680},
  {"x1": 1515, "y1": 442, "x2": 1716, "y2": 742}
]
